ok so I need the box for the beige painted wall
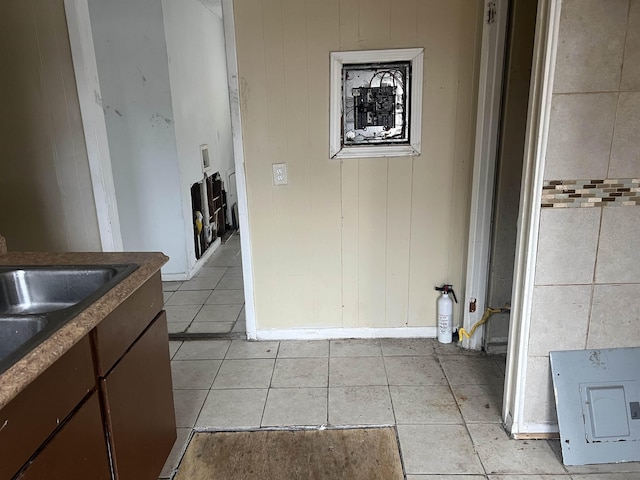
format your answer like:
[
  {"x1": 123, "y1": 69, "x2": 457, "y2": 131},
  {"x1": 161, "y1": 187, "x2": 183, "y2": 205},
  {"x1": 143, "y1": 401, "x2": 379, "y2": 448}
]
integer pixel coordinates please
[
  {"x1": 0, "y1": 0, "x2": 101, "y2": 252},
  {"x1": 234, "y1": 0, "x2": 483, "y2": 330},
  {"x1": 522, "y1": 0, "x2": 640, "y2": 428}
]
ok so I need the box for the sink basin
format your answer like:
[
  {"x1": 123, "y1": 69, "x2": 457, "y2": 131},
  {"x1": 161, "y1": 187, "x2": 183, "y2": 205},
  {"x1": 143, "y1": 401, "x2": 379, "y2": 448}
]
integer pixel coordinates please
[
  {"x1": 0, "y1": 264, "x2": 138, "y2": 375},
  {"x1": 0, "y1": 315, "x2": 47, "y2": 361},
  {"x1": 0, "y1": 267, "x2": 123, "y2": 315}
]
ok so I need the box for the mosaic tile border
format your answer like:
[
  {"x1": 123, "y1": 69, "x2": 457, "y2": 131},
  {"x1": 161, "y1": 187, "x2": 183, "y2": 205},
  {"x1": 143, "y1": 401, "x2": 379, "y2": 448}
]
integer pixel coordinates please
[{"x1": 541, "y1": 178, "x2": 640, "y2": 208}]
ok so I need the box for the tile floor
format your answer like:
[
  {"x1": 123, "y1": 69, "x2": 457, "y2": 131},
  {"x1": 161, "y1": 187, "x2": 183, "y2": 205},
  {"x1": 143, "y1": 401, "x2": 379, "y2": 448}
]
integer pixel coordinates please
[
  {"x1": 160, "y1": 236, "x2": 640, "y2": 479},
  {"x1": 163, "y1": 234, "x2": 245, "y2": 336},
  {"x1": 159, "y1": 337, "x2": 640, "y2": 479}
]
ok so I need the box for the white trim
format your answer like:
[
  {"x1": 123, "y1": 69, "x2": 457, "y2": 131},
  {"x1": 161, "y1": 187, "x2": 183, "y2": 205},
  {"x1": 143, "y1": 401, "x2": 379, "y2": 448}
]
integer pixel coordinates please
[
  {"x1": 64, "y1": 0, "x2": 123, "y2": 252},
  {"x1": 161, "y1": 237, "x2": 221, "y2": 281},
  {"x1": 511, "y1": 423, "x2": 559, "y2": 439},
  {"x1": 503, "y1": 0, "x2": 562, "y2": 436},
  {"x1": 256, "y1": 327, "x2": 437, "y2": 341},
  {"x1": 222, "y1": 0, "x2": 257, "y2": 340},
  {"x1": 462, "y1": 0, "x2": 509, "y2": 350},
  {"x1": 329, "y1": 48, "x2": 423, "y2": 159}
]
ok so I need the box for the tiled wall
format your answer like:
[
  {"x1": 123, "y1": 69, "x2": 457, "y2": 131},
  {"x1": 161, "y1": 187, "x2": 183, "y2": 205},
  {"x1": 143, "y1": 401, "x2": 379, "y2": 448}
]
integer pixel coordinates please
[{"x1": 523, "y1": 0, "x2": 640, "y2": 428}]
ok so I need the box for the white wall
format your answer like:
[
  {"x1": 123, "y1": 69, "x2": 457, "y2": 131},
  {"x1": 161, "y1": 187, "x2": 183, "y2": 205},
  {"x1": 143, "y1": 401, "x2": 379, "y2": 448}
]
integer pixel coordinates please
[
  {"x1": 162, "y1": 0, "x2": 236, "y2": 269},
  {"x1": 88, "y1": 0, "x2": 189, "y2": 275}
]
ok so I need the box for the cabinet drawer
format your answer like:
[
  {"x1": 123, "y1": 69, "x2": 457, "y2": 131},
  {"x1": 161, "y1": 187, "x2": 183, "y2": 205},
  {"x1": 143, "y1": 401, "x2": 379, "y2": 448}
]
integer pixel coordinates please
[
  {"x1": 92, "y1": 272, "x2": 162, "y2": 375},
  {"x1": 101, "y1": 311, "x2": 176, "y2": 480},
  {"x1": 16, "y1": 392, "x2": 111, "y2": 480},
  {"x1": 0, "y1": 337, "x2": 95, "y2": 479}
]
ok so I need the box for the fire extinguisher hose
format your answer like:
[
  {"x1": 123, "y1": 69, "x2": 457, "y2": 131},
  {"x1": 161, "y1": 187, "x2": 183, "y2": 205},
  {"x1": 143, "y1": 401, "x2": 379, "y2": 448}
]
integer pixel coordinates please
[{"x1": 458, "y1": 307, "x2": 506, "y2": 341}]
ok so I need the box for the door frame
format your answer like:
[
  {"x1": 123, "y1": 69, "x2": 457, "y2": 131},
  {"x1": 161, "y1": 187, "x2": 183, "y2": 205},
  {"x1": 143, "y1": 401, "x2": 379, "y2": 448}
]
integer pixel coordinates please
[
  {"x1": 221, "y1": 0, "x2": 257, "y2": 340},
  {"x1": 64, "y1": 0, "x2": 258, "y2": 338},
  {"x1": 503, "y1": 0, "x2": 562, "y2": 437},
  {"x1": 64, "y1": 0, "x2": 123, "y2": 252},
  {"x1": 462, "y1": 0, "x2": 509, "y2": 351}
]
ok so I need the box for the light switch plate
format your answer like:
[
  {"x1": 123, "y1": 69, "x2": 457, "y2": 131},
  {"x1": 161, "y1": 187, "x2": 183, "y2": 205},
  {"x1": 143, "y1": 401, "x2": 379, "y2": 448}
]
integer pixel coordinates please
[{"x1": 272, "y1": 163, "x2": 287, "y2": 186}]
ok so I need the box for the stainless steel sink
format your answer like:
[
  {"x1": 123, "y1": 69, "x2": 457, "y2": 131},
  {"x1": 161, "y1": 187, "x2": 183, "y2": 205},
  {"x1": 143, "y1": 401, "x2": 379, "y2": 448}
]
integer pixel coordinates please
[
  {"x1": 0, "y1": 264, "x2": 138, "y2": 375},
  {"x1": 0, "y1": 267, "x2": 123, "y2": 315}
]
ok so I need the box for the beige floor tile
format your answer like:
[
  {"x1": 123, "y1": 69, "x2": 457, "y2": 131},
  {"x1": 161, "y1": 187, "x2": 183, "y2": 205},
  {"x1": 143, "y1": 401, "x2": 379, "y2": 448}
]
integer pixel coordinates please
[
  {"x1": 467, "y1": 423, "x2": 565, "y2": 475},
  {"x1": 232, "y1": 318, "x2": 246, "y2": 333},
  {"x1": 165, "y1": 290, "x2": 212, "y2": 306},
  {"x1": 397, "y1": 424, "x2": 484, "y2": 475},
  {"x1": 186, "y1": 322, "x2": 234, "y2": 334},
  {"x1": 329, "y1": 356, "x2": 387, "y2": 387},
  {"x1": 211, "y1": 359, "x2": 275, "y2": 389},
  {"x1": 194, "y1": 266, "x2": 228, "y2": 279},
  {"x1": 163, "y1": 291, "x2": 173, "y2": 303},
  {"x1": 173, "y1": 389, "x2": 208, "y2": 427},
  {"x1": 390, "y1": 386, "x2": 463, "y2": 424},
  {"x1": 165, "y1": 305, "x2": 202, "y2": 323},
  {"x1": 167, "y1": 322, "x2": 189, "y2": 334},
  {"x1": 330, "y1": 339, "x2": 382, "y2": 356},
  {"x1": 271, "y1": 358, "x2": 329, "y2": 388},
  {"x1": 162, "y1": 281, "x2": 182, "y2": 292},
  {"x1": 216, "y1": 275, "x2": 245, "y2": 290},
  {"x1": 205, "y1": 289, "x2": 245, "y2": 305},
  {"x1": 168, "y1": 340, "x2": 182, "y2": 359},
  {"x1": 406, "y1": 476, "x2": 486, "y2": 480},
  {"x1": 193, "y1": 304, "x2": 242, "y2": 323},
  {"x1": 196, "y1": 388, "x2": 267, "y2": 428},
  {"x1": 278, "y1": 340, "x2": 330, "y2": 358},
  {"x1": 226, "y1": 340, "x2": 279, "y2": 359},
  {"x1": 224, "y1": 266, "x2": 243, "y2": 277},
  {"x1": 570, "y1": 474, "x2": 640, "y2": 479},
  {"x1": 173, "y1": 340, "x2": 231, "y2": 360},
  {"x1": 178, "y1": 277, "x2": 222, "y2": 291},
  {"x1": 159, "y1": 428, "x2": 191, "y2": 479},
  {"x1": 328, "y1": 386, "x2": 394, "y2": 425},
  {"x1": 451, "y1": 384, "x2": 503, "y2": 423},
  {"x1": 384, "y1": 356, "x2": 448, "y2": 386},
  {"x1": 171, "y1": 360, "x2": 221, "y2": 390},
  {"x1": 262, "y1": 388, "x2": 327, "y2": 426},
  {"x1": 381, "y1": 338, "x2": 435, "y2": 356},
  {"x1": 488, "y1": 475, "x2": 572, "y2": 479},
  {"x1": 439, "y1": 355, "x2": 505, "y2": 386}
]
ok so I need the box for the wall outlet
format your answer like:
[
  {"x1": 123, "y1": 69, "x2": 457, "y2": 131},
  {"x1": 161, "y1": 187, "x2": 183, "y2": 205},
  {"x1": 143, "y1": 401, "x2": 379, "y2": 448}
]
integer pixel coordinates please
[{"x1": 272, "y1": 163, "x2": 288, "y2": 185}]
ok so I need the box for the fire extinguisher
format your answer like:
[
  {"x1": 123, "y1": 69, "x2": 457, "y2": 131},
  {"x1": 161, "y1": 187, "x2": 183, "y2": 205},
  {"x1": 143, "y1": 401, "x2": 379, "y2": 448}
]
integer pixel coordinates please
[{"x1": 435, "y1": 284, "x2": 458, "y2": 344}]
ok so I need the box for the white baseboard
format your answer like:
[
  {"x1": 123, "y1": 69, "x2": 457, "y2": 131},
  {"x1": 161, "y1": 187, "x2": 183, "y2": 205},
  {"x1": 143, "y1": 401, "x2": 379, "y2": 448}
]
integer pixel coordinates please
[
  {"x1": 161, "y1": 237, "x2": 221, "y2": 281},
  {"x1": 255, "y1": 326, "x2": 437, "y2": 341}
]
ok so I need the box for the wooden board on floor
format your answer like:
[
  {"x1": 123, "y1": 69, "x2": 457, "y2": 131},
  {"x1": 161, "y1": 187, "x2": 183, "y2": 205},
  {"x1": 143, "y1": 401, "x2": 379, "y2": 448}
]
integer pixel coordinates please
[{"x1": 175, "y1": 427, "x2": 404, "y2": 480}]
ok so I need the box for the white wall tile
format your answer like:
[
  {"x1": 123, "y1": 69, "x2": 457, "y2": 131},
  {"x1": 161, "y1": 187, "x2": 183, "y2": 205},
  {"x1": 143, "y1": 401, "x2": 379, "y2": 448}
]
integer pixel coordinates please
[
  {"x1": 553, "y1": 0, "x2": 628, "y2": 93},
  {"x1": 609, "y1": 92, "x2": 640, "y2": 178},
  {"x1": 522, "y1": 356, "x2": 557, "y2": 425},
  {"x1": 587, "y1": 284, "x2": 640, "y2": 349},
  {"x1": 595, "y1": 207, "x2": 640, "y2": 283},
  {"x1": 621, "y1": 0, "x2": 640, "y2": 91},
  {"x1": 528, "y1": 285, "x2": 591, "y2": 357},
  {"x1": 544, "y1": 93, "x2": 617, "y2": 180},
  {"x1": 535, "y1": 208, "x2": 600, "y2": 285}
]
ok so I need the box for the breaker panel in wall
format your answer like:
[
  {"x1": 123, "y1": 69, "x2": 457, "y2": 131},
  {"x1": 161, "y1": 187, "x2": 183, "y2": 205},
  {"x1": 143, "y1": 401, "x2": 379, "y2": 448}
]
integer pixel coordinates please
[{"x1": 342, "y1": 61, "x2": 410, "y2": 146}]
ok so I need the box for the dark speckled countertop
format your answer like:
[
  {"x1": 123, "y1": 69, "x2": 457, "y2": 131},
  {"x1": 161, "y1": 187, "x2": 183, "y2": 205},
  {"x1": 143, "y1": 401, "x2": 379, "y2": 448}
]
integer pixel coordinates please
[{"x1": 0, "y1": 252, "x2": 168, "y2": 409}]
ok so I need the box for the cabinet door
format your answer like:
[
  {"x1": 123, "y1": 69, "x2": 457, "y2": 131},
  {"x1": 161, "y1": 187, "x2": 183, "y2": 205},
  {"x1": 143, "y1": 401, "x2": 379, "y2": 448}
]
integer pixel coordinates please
[
  {"x1": 102, "y1": 311, "x2": 176, "y2": 480},
  {"x1": 0, "y1": 337, "x2": 95, "y2": 479},
  {"x1": 17, "y1": 393, "x2": 110, "y2": 480}
]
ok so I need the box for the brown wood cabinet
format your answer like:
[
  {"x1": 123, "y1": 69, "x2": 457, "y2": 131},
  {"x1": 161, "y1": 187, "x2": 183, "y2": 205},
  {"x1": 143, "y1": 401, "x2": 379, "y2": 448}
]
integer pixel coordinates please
[
  {"x1": 0, "y1": 270, "x2": 176, "y2": 480},
  {"x1": 18, "y1": 393, "x2": 111, "y2": 480},
  {"x1": 101, "y1": 312, "x2": 175, "y2": 480}
]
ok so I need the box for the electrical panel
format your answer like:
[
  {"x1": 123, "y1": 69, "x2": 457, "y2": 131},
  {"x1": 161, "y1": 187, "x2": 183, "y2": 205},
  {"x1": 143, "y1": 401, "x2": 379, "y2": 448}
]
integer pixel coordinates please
[
  {"x1": 352, "y1": 86, "x2": 396, "y2": 130},
  {"x1": 341, "y1": 61, "x2": 410, "y2": 146}
]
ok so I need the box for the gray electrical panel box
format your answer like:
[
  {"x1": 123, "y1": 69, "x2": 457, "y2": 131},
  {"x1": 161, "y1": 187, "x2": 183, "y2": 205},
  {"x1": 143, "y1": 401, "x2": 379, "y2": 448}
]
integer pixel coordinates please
[{"x1": 550, "y1": 347, "x2": 640, "y2": 466}]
